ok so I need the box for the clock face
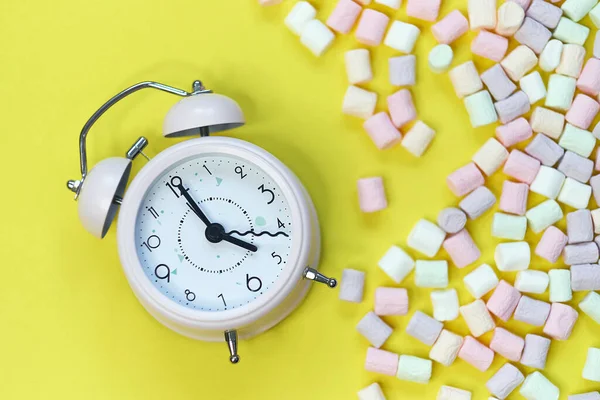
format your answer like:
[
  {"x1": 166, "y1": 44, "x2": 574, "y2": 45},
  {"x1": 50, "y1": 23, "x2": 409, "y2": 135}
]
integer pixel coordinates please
[{"x1": 134, "y1": 153, "x2": 293, "y2": 312}]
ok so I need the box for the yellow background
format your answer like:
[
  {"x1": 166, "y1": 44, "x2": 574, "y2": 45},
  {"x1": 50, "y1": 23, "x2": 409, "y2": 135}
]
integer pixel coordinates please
[{"x1": 0, "y1": 0, "x2": 598, "y2": 398}]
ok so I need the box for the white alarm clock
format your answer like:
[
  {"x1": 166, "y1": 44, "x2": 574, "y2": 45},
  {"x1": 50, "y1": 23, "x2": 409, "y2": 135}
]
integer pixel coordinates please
[{"x1": 66, "y1": 80, "x2": 336, "y2": 363}]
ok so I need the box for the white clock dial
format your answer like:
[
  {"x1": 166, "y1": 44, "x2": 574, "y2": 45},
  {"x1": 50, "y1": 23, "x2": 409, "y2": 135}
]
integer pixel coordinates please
[{"x1": 135, "y1": 153, "x2": 293, "y2": 312}]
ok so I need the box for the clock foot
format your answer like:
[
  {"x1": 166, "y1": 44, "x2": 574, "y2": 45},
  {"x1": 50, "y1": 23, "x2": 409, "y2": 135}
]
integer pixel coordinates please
[
  {"x1": 224, "y1": 330, "x2": 240, "y2": 364},
  {"x1": 303, "y1": 267, "x2": 337, "y2": 288}
]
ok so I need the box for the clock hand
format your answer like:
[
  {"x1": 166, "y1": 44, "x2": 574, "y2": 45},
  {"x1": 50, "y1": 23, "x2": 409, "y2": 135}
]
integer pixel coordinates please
[
  {"x1": 174, "y1": 182, "x2": 212, "y2": 226},
  {"x1": 205, "y1": 223, "x2": 258, "y2": 253}
]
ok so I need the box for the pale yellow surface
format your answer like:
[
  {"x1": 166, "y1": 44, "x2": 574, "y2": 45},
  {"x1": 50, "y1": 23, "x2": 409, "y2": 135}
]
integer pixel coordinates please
[{"x1": 1, "y1": 0, "x2": 599, "y2": 399}]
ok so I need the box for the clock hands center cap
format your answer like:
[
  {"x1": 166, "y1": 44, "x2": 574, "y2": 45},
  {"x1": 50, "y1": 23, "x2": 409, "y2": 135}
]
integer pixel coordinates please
[{"x1": 205, "y1": 223, "x2": 226, "y2": 243}]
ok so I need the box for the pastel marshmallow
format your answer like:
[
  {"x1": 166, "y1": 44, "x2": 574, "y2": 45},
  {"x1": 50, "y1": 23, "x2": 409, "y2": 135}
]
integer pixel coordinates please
[
  {"x1": 539, "y1": 39, "x2": 564, "y2": 72},
  {"x1": 546, "y1": 74, "x2": 577, "y2": 111},
  {"x1": 437, "y1": 386, "x2": 472, "y2": 400},
  {"x1": 396, "y1": 355, "x2": 432, "y2": 384},
  {"x1": 357, "y1": 383, "x2": 386, "y2": 400},
  {"x1": 357, "y1": 177, "x2": 388, "y2": 212},
  {"x1": 406, "y1": 0, "x2": 441, "y2": 21},
  {"x1": 460, "y1": 186, "x2": 497, "y2": 219},
  {"x1": 501, "y1": 45, "x2": 538, "y2": 81},
  {"x1": 577, "y1": 58, "x2": 600, "y2": 97},
  {"x1": 447, "y1": 162, "x2": 485, "y2": 196},
  {"x1": 387, "y1": 89, "x2": 415, "y2": 129},
  {"x1": 492, "y1": 212, "x2": 527, "y2": 240},
  {"x1": 384, "y1": 21, "x2": 420, "y2": 53},
  {"x1": 567, "y1": 209, "x2": 594, "y2": 243},
  {"x1": 464, "y1": 90, "x2": 499, "y2": 127},
  {"x1": 342, "y1": 86, "x2": 377, "y2": 119},
  {"x1": 556, "y1": 44, "x2": 586, "y2": 79},
  {"x1": 592, "y1": 3, "x2": 600, "y2": 27},
  {"x1": 566, "y1": 94, "x2": 600, "y2": 130},
  {"x1": 503, "y1": 149, "x2": 541, "y2": 184},
  {"x1": 520, "y1": 71, "x2": 547, "y2": 104},
  {"x1": 363, "y1": 113, "x2": 402, "y2": 150},
  {"x1": 530, "y1": 106, "x2": 565, "y2": 139},
  {"x1": 496, "y1": 1, "x2": 526, "y2": 36},
  {"x1": 499, "y1": 180, "x2": 529, "y2": 215},
  {"x1": 327, "y1": 0, "x2": 361, "y2": 34},
  {"x1": 375, "y1": 287, "x2": 409, "y2": 316},
  {"x1": 558, "y1": 177, "x2": 592, "y2": 209},
  {"x1": 472, "y1": 138, "x2": 509, "y2": 175},
  {"x1": 495, "y1": 91, "x2": 531, "y2": 124},
  {"x1": 514, "y1": 295, "x2": 551, "y2": 326},
  {"x1": 389, "y1": 55, "x2": 416, "y2": 86},
  {"x1": 525, "y1": 199, "x2": 563, "y2": 233},
  {"x1": 514, "y1": 17, "x2": 552, "y2": 54},
  {"x1": 428, "y1": 44, "x2": 454, "y2": 74},
  {"x1": 365, "y1": 347, "x2": 399, "y2": 376},
  {"x1": 580, "y1": 291, "x2": 600, "y2": 324},
  {"x1": 374, "y1": 0, "x2": 400, "y2": 8},
  {"x1": 339, "y1": 268, "x2": 365, "y2": 302},
  {"x1": 463, "y1": 264, "x2": 499, "y2": 299},
  {"x1": 406, "y1": 311, "x2": 443, "y2": 345},
  {"x1": 549, "y1": 269, "x2": 573, "y2": 302},
  {"x1": 490, "y1": 327, "x2": 525, "y2": 362},
  {"x1": 571, "y1": 264, "x2": 600, "y2": 291},
  {"x1": 592, "y1": 175, "x2": 600, "y2": 205},
  {"x1": 285, "y1": 1, "x2": 317, "y2": 36},
  {"x1": 559, "y1": 124, "x2": 596, "y2": 158},
  {"x1": 472, "y1": 30, "x2": 509, "y2": 62},
  {"x1": 495, "y1": 241, "x2": 530, "y2": 271},
  {"x1": 300, "y1": 19, "x2": 335, "y2": 56},
  {"x1": 461, "y1": 299, "x2": 496, "y2": 337},
  {"x1": 515, "y1": 270, "x2": 549, "y2": 294},
  {"x1": 526, "y1": 0, "x2": 563, "y2": 29},
  {"x1": 562, "y1": 0, "x2": 597, "y2": 21},
  {"x1": 558, "y1": 151, "x2": 593, "y2": 183},
  {"x1": 450, "y1": 61, "x2": 484, "y2": 98},
  {"x1": 584, "y1": 348, "x2": 600, "y2": 382},
  {"x1": 530, "y1": 166, "x2": 565, "y2": 199},
  {"x1": 468, "y1": 0, "x2": 497, "y2": 30},
  {"x1": 487, "y1": 280, "x2": 522, "y2": 322},
  {"x1": 356, "y1": 9, "x2": 389, "y2": 46},
  {"x1": 486, "y1": 363, "x2": 525, "y2": 400},
  {"x1": 432, "y1": 10, "x2": 469, "y2": 44},
  {"x1": 553, "y1": 17, "x2": 590, "y2": 45},
  {"x1": 357, "y1": 311, "x2": 393, "y2": 348},
  {"x1": 407, "y1": 219, "x2": 446, "y2": 257},
  {"x1": 481, "y1": 64, "x2": 517, "y2": 101},
  {"x1": 592, "y1": 209, "x2": 600, "y2": 233},
  {"x1": 458, "y1": 336, "x2": 495, "y2": 371},
  {"x1": 595, "y1": 123, "x2": 600, "y2": 141},
  {"x1": 437, "y1": 207, "x2": 467, "y2": 234},
  {"x1": 595, "y1": 31, "x2": 600, "y2": 57},
  {"x1": 543, "y1": 302, "x2": 578, "y2": 340},
  {"x1": 378, "y1": 245, "x2": 414, "y2": 283},
  {"x1": 402, "y1": 121, "x2": 435, "y2": 157},
  {"x1": 569, "y1": 393, "x2": 600, "y2": 400},
  {"x1": 520, "y1": 371, "x2": 560, "y2": 400},
  {"x1": 443, "y1": 229, "x2": 481, "y2": 268},
  {"x1": 429, "y1": 329, "x2": 463, "y2": 366},
  {"x1": 345, "y1": 49, "x2": 373, "y2": 85},
  {"x1": 521, "y1": 334, "x2": 551, "y2": 369},
  {"x1": 535, "y1": 226, "x2": 568, "y2": 263},
  {"x1": 496, "y1": 117, "x2": 532, "y2": 146},
  {"x1": 415, "y1": 260, "x2": 448, "y2": 288}
]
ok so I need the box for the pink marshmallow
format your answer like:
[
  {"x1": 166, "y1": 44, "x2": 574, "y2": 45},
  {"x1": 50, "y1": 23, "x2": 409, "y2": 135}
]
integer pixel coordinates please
[
  {"x1": 567, "y1": 209, "x2": 594, "y2": 244},
  {"x1": 363, "y1": 112, "x2": 402, "y2": 150},
  {"x1": 577, "y1": 58, "x2": 600, "y2": 97},
  {"x1": 543, "y1": 302, "x2": 579, "y2": 340},
  {"x1": 472, "y1": 30, "x2": 509, "y2": 62},
  {"x1": 432, "y1": 10, "x2": 469, "y2": 44},
  {"x1": 327, "y1": 0, "x2": 362, "y2": 34},
  {"x1": 525, "y1": 133, "x2": 565, "y2": 166},
  {"x1": 406, "y1": 0, "x2": 441, "y2": 21},
  {"x1": 566, "y1": 94, "x2": 600, "y2": 130},
  {"x1": 442, "y1": 229, "x2": 481, "y2": 268},
  {"x1": 374, "y1": 287, "x2": 409, "y2": 316},
  {"x1": 503, "y1": 149, "x2": 541, "y2": 184},
  {"x1": 490, "y1": 327, "x2": 525, "y2": 362},
  {"x1": 499, "y1": 180, "x2": 529, "y2": 215},
  {"x1": 535, "y1": 226, "x2": 568, "y2": 263},
  {"x1": 486, "y1": 363, "x2": 525, "y2": 400},
  {"x1": 526, "y1": 0, "x2": 563, "y2": 29},
  {"x1": 520, "y1": 334, "x2": 551, "y2": 369},
  {"x1": 458, "y1": 336, "x2": 495, "y2": 372},
  {"x1": 481, "y1": 64, "x2": 517, "y2": 101},
  {"x1": 596, "y1": 148, "x2": 600, "y2": 171},
  {"x1": 571, "y1": 264, "x2": 600, "y2": 291},
  {"x1": 387, "y1": 89, "x2": 416, "y2": 128},
  {"x1": 355, "y1": 9, "x2": 389, "y2": 46},
  {"x1": 494, "y1": 91, "x2": 531, "y2": 124},
  {"x1": 514, "y1": 17, "x2": 552, "y2": 54},
  {"x1": 365, "y1": 347, "x2": 399, "y2": 376},
  {"x1": 447, "y1": 162, "x2": 485, "y2": 197},
  {"x1": 487, "y1": 280, "x2": 522, "y2": 322},
  {"x1": 357, "y1": 177, "x2": 387, "y2": 213},
  {"x1": 496, "y1": 117, "x2": 533, "y2": 147},
  {"x1": 558, "y1": 151, "x2": 593, "y2": 183},
  {"x1": 514, "y1": 295, "x2": 551, "y2": 326}
]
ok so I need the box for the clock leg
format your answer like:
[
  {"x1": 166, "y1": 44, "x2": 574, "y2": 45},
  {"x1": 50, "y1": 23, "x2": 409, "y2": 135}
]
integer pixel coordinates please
[
  {"x1": 303, "y1": 267, "x2": 337, "y2": 288},
  {"x1": 224, "y1": 330, "x2": 240, "y2": 364}
]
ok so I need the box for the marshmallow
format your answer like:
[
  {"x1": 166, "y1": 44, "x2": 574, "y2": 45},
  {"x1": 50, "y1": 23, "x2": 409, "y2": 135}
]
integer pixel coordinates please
[
  {"x1": 558, "y1": 151, "x2": 593, "y2": 183},
  {"x1": 495, "y1": 241, "x2": 530, "y2": 271},
  {"x1": 492, "y1": 212, "x2": 527, "y2": 240},
  {"x1": 415, "y1": 260, "x2": 448, "y2": 288},
  {"x1": 595, "y1": 31, "x2": 600, "y2": 58},
  {"x1": 375, "y1": 287, "x2": 409, "y2": 316},
  {"x1": 387, "y1": 89, "x2": 416, "y2": 128},
  {"x1": 407, "y1": 219, "x2": 446, "y2": 257},
  {"x1": 345, "y1": 49, "x2": 373, "y2": 85},
  {"x1": 566, "y1": 94, "x2": 600, "y2": 130},
  {"x1": 559, "y1": 124, "x2": 596, "y2": 158},
  {"x1": 556, "y1": 44, "x2": 586, "y2": 79},
  {"x1": 520, "y1": 372, "x2": 560, "y2": 400},
  {"x1": 593, "y1": 209, "x2": 600, "y2": 233},
  {"x1": 358, "y1": 383, "x2": 386, "y2": 400},
  {"x1": 584, "y1": 348, "x2": 600, "y2": 382},
  {"x1": 464, "y1": 90, "x2": 499, "y2": 127},
  {"x1": 365, "y1": 347, "x2": 399, "y2": 376},
  {"x1": 487, "y1": 280, "x2": 522, "y2": 322},
  {"x1": 406, "y1": 311, "x2": 443, "y2": 345},
  {"x1": 428, "y1": 44, "x2": 454, "y2": 74},
  {"x1": 472, "y1": 30, "x2": 509, "y2": 62},
  {"x1": 530, "y1": 106, "x2": 565, "y2": 139},
  {"x1": 514, "y1": 17, "x2": 552, "y2": 54},
  {"x1": 447, "y1": 162, "x2": 485, "y2": 197},
  {"x1": 450, "y1": 61, "x2": 484, "y2": 98},
  {"x1": 437, "y1": 207, "x2": 467, "y2": 234},
  {"x1": 577, "y1": 58, "x2": 600, "y2": 97},
  {"x1": 520, "y1": 72, "x2": 546, "y2": 104},
  {"x1": 568, "y1": 209, "x2": 594, "y2": 244},
  {"x1": 339, "y1": 268, "x2": 365, "y2": 302},
  {"x1": 460, "y1": 186, "x2": 497, "y2": 219},
  {"x1": 539, "y1": 39, "x2": 564, "y2": 72},
  {"x1": 327, "y1": 0, "x2": 361, "y2": 34},
  {"x1": 356, "y1": 9, "x2": 390, "y2": 46},
  {"x1": 558, "y1": 177, "x2": 592, "y2": 209},
  {"x1": 363, "y1": 113, "x2": 402, "y2": 150},
  {"x1": 562, "y1": 0, "x2": 597, "y2": 21},
  {"x1": 402, "y1": 121, "x2": 435, "y2": 157},
  {"x1": 443, "y1": 229, "x2": 481, "y2": 268},
  {"x1": 389, "y1": 55, "x2": 416, "y2": 86},
  {"x1": 592, "y1": 175, "x2": 600, "y2": 205},
  {"x1": 481, "y1": 64, "x2": 518, "y2": 101},
  {"x1": 473, "y1": 138, "x2": 509, "y2": 175},
  {"x1": 357, "y1": 311, "x2": 393, "y2": 348},
  {"x1": 469, "y1": 0, "x2": 497, "y2": 30},
  {"x1": 504, "y1": 149, "x2": 541, "y2": 184},
  {"x1": 429, "y1": 329, "x2": 463, "y2": 366},
  {"x1": 343, "y1": 86, "x2": 377, "y2": 119},
  {"x1": 384, "y1": 21, "x2": 420, "y2": 53},
  {"x1": 595, "y1": 123, "x2": 600, "y2": 140},
  {"x1": 285, "y1": 1, "x2": 317, "y2": 36},
  {"x1": 300, "y1": 19, "x2": 335, "y2": 56},
  {"x1": 554, "y1": 17, "x2": 590, "y2": 45},
  {"x1": 571, "y1": 264, "x2": 600, "y2": 291},
  {"x1": 495, "y1": 91, "x2": 531, "y2": 124},
  {"x1": 458, "y1": 336, "x2": 495, "y2": 371},
  {"x1": 432, "y1": 10, "x2": 469, "y2": 44},
  {"x1": 544, "y1": 302, "x2": 579, "y2": 340},
  {"x1": 526, "y1": 0, "x2": 563, "y2": 29},
  {"x1": 580, "y1": 291, "x2": 600, "y2": 324},
  {"x1": 490, "y1": 327, "x2": 525, "y2": 362},
  {"x1": 515, "y1": 270, "x2": 550, "y2": 294},
  {"x1": 501, "y1": 45, "x2": 538, "y2": 81},
  {"x1": 437, "y1": 386, "x2": 472, "y2": 400},
  {"x1": 535, "y1": 226, "x2": 568, "y2": 263},
  {"x1": 530, "y1": 166, "x2": 565, "y2": 199},
  {"x1": 569, "y1": 394, "x2": 600, "y2": 400},
  {"x1": 496, "y1": 1, "x2": 526, "y2": 36},
  {"x1": 378, "y1": 245, "x2": 415, "y2": 283},
  {"x1": 499, "y1": 180, "x2": 529, "y2": 215},
  {"x1": 546, "y1": 74, "x2": 577, "y2": 111},
  {"x1": 357, "y1": 177, "x2": 387, "y2": 213},
  {"x1": 526, "y1": 199, "x2": 563, "y2": 233},
  {"x1": 514, "y1": 295, "x2": 551, "y2": 326},
  {"x1": 486, "y1": 363, "x2": 525, "y2": 400},
  {"x1": 592, "y1": 3, "x2": 600, "y2": 27},
  {"x1": 396, "y1": 355, "x2": 432, "y2": 384},
  {"x1": 549, "y1": 269, "x2": 573, "y2": 302},
  {"x1": 406, "y1": 0, "x2": 441, "y2": 21},
  {"x1": 464, "y1": 264, "x2": 499, "y2": 299},
  {"x1": 496, "y1": 117, "x2": 532, "y2": 146},
  {"x1": 461, "y1": 299, "x2": 496, "y2": 336},
  {"x1": 432, "y1": 289, "x2": 459, "y2": 320},
  {"x1": 375, "y1": 0, "x2": 400, "y2": 8},
  {"x1": 521, "y1": 334, "x2": 551, "y2": 369}
]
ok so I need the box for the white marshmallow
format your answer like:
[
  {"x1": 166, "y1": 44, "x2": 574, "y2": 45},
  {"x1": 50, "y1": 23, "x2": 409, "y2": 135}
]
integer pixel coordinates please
[
  {"x1": 562, "y1": 0, "x2": 597, "y2": 22},
  {"x1": 464, "y1": 90, "x2": 499, "y2": 128},
  {"x1": 592, "y1": 209, "x2": 600, "y2": 234},
  {"x1": 546, "y1": 74, "x2": 577, "y2": 111},
  {"x1": 554, "y1": 17, "x2": 590, "y2": 45},
  {"x1": 345, "y1": 49, "x2": 373, "y2": 85},
  {"x1": 530, "y1": 166, "x2": 566, "y2": 199},
  {"x1": 431, "y1": 289, "x2": 459, "y2": 321},
  {"x1": 520, "y1": 371, "x2": 560, "y2": 400},
  {"x1": 580, "y1": 291, "x2": 600, "y2": 324},
  {"x1": 539, "y1": 39, "x2": 564, "y2": 72},
  {"x1": 501, "y1": 45, "x2": 539, "y2": 81},
  {"x1": 358, "y1": 383, "x2": 387, "y2": 400},
  {"x1": 492, "y1": 212, "x2": 527, "y2": 240},
  {"x1": 450, "y1": 61, "x2": 484, "y2": 98},
  {"x1": 375, "y1": 0, "x2": 401, "y2": 9},
  {"x1": 472, "y1": 138, "x2": 509, "y2": 176},
  {"x1": 549, "y1": 269, "x2": 573, "y2": 302},
  {"x1": 592, "y1": 3, "x2": 600, "y2": 28},
  {"x1": 520, "y1": 71, "x2": 547, "y2": 104},
  {"x1": 429, "y1": 329, "x2": 464, "y2": 367},
  {"x1": 407, "y1": 219, "x2": 446, "y2": 257},
  {"x1": 530, "y1": 106, "x2": 565, "y2": 139},
  {"x1": 415, "y1": 260, "x2": 449, "y2": 288},
  {"x1": 468, "y1": 0, "x2": 497, "y2": 30},
  {"x1": 428, "y1": 44, "x2": 454, "y2": 74},
  {"x1": 437, "y1": 386, "x2": 472, "y2": 400},
  {"x1": 583, "y1": 348, "x2": 600, "y2": 382},
  {"x1": 339, "y1": 268, "x2": 365, "y2": 303},
  {"x1": 285, "y1": 1, "x2": 317, "y2": 36},
  {"x1": 526, "y1": 199, "x2": 564, "y2": 233},
  {"x1": 402, "y1": 121, "x2": 435, "y2": 157},
  {"x1": 556, "y1": 44, "x2": 586, "y2": 78},
  {"x1": 495, "y1": 241, "x2": 531, "y2": 271},
  {"x1": 384, "y1": 21, "x2": 420, "y2": 54},
  {"x1": 357, "y1": 311, "x2": 394, "y2": 348},
  {"x1": 515, "y1": 270, "x2": 549, "y2": 294},
  {"x1": 396, "y1": 355, "x2": 432, "y2": 384},
  {"x1": 559, "y1": 124, "x2": 596, "y2": 158},
  {"x1": 460, "y1": 299, "x2": 496, "y2": 337},
  {"x1": 496, "y1": 1, "x2": 525, "y2": 36},
  {"x1": 463, "y1": 264, "x2": 499, "y2": 299},
  {"x1": 378, "y1": 245, "x2": 415, "y2": 283},
  {"x1": 300, "y1": 20, "x2": 335, "y2": 56},
  {"x1": 558, "y1": 177, "x2": 592, "y2": 209},
  {"x1": 342, "y1": 86, "x2": 377, "y2": 119}
]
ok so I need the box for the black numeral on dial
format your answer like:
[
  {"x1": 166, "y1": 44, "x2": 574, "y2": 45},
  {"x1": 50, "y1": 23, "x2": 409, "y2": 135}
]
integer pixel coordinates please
[
  {"x1": 166, "y1": 176, "x2": 188, "y2": 198},
  {"x1": 185, "y1": 289, "x2": 196, "y2": 302},
  {"x1": 235, "y1": 166, "x2": 247, "y2": 179},
  {"x1": 155, "y1": 264, "x2": 171, "y2": 282},
  {"x1": 258, "y1": 184, "x2": 275, "y2": 204},
  {"x1": 277, "y1": 218, "x2": 285, "y2": 229},
  {"x1": 141, "y1": 235, "x2": 161, "y2": 252},
  {"x1": 271, "y1": 252, "x2": 282, "y2": 265},
  {"x1": 218, "y1": 293, "x2": 227, "y2": 306},
  {"x1": 246, "y1": 274, "x2": 263, "y2": 292}
]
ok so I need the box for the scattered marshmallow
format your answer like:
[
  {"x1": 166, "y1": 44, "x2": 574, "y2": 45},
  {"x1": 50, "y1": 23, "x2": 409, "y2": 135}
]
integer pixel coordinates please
[
  {"x1": 285, "y1": 1, "x2": 317, "y2": 36},
  {"x1": 515, "y1": 270, "x2": 549, "y2": 294},
  {"x1": 580, "y1": 291, "x2": 600, "y2": 324},
  {"x1": 473, "y1": 138, "x2": 509, "y2": 175},
  {"x1": 486, "y1": 363, "x2": 525, "y2": 400},
  {"x1": 521, "y1": 334, "x2": 551, "y2": 370},
  {"x1": 374, "y1": 0, "x2": 400, "y2": 8},
  {"x1": 490, "y1": 327, "x2": 525, "y2": 362},
  {"x1": 365, "y1": 347, "x2": 399, "y2": 376},
  {"x1": 593, "y1": 209, "x2": 600, "y2": 233},
  {"x1": 544, "y1": 302, "x2": 579, "y2": 340},
  {"x1": 342, "y1": 86, "x2": 377, "y2": 119},
  {"x1": 406, "y1": 0, "x2": 441, "y2": 21},
  {"x1": 596, "y1": 31, "x2": 600, "y2": 57},
  {"x1": 415, "y1": 260, "x2": 448, "y2": 288},
  {"x1": 559, "y1": 124, "x2": 596, "y2": 158},
  {"x1": 535, "y1": 226, "x2": 568, "y2": 263},
  {"x1": 567, "y1": 209, "x2": 594, "y2": 244},
  {"x1": 584, "y1": 348, "x2": 600, "y2": 382},
  {"x1": 402, "y1": 121, "x2": 435, "y2": 157},
  {"x1": 569, "y1": 393, "x2": 600, "y2": 400},
  {"x1": 432, "y1": 10, "x2": 469, "y2": 44},
  {"x1": 339, "y1": 268, "x2": 365, "y2": 302},
  {"x1": 387, "y1": 89, "x2": 416, "y2": 128},
  {"x1": 472, "y1": 30, "x2": 509, "y2": 62},
  {"x1": 556, "y1": 44, "x2": 586, "y2": 79},
  {"x1": 553, "y1": 17, "x2": 590, "y2": 45},
  {"x1": 447, "y1": 162, "x2": 485, "y2": 197},
  {"x1": 501, "y1": 45, "x2": 538, "y2": 81},
  {"x1": 460, "y1": 186, "x2": 497, "y2": 219},
  {"x1": 495, "y1": 91, "x2": 531, "y2": 124},
  {"x1": 357, "y1": 383, "x2": 386, "y2": 400},
  {"x1": 437, "y1": 386, "x2": 472, "y2": 400},
  {"x1": 495, "y1": 241, "x2": 530, "y2": 271},
  {"x1": 526, "y1": 0, "x2": 563, "y2": 29},
  {"x1": 464, "y1": 90, "x2": 499, "y2": 128},
  {"x1": 437, "y1": 207, "x2": 467, "y2": 234},
  {"x1": 558, "y1": 151, "x2": 593, "y2": 183},
  {"x1": 389, "y1": 55, "x2": 416, "y2": 86},
  {"x1": 384, "y1": 21, "x2": 420, "y2": 53},
  {"x1": 566, "y1": 94, "x2": 600, "y2": 130},
  {"x1": 487, "y1": 280, "x2": 522, "y2": 322},
  {"x1": 406, "y1": 310, "x2": 443, "y2": 345},
  {"x1": 327, "y1": 0, "x2": 362, "y2": 34},
  {"x1": 577, "y1": 58, "x2": 600, "y2": 97},
  {"x1": 429, "y1": 329, "x2": 463, "y2": 366},
  {"x1": 539, "y1": 39, "x2": 564, "y2": 72},
  {"x1": 520, "y1": 72, "x2": 546, "y2": 104},
  {"x1": 356, "y1": 9, "x2": 390, "y2": 46},
  {"x1": 530, "y1": 166, "x2": 565, "y2": 199},
  {"x1": 496, "y1": 117, "x2": 532, "y2": 146},
  {"x1": 463, "y1": 264, "x2": 499, "y2": 299},
  {"x1": 592, "y1": 3, "x2": 600, "y2": 27},
  {"x1": 450, "y1": 61, "x2": 484, "y2": 98},
  {"x1": 357, "y1": 311, "x2": 394, "y2": 348},
  {"x1": 514, "y1": 295, "x2": 551, "y2": 326},
  {"x1": 375, "y1": 287, "x2": 409, "y2": 316},
  {"x1": 530, "y1": 106, "x2": 565, "y2": 139},
  {"x1": 378, "y1": 245, "x2": 415, "y2": 283},
  {"x1": 407, "y1": 219, "x2": 446, "y2": 257},
  {"x1": 499, "y1": 180, "x2": 529, "y2": 215},
  {"x1": 468, "y1": 0, "x2": 497, "y2": 30},
  {"x1": 549, "y1": 269, "x2": 573, "y2": 302},
  {"x1": 458, "y1": 335, "x2": 495, "y2": 372},
  {"x1": 345, "y1": 49, "x2": 373, "y2": 85},
  {"x1": 492, "y1": 212, "x2": 527, "y2": 240},
  {"x1": 496, "y1": 1, "x2": 525, "y2": 36},
  {"x1": 443, "y1": 229, "x2": 481, "y2": 268},
  {"x1": 514, "y1": 17, "x2": 552, "y2": 54},
  {"x1": 558, "y1": 177, "x2": 592, "y2": 209},
  {"x1": 396, "y1": 355, "x2": 432, "y2": 384},
  {"x1": 562, "y1": 0, "x2": 597, "y2": 21},
  {"x1": 363, "y1": 112, "x2": 402, "y2": 150},
  {"x1": 592, "y1": 175, "x2": 600, "y2": 205},
  {"x1": 546, "y1": 74, "x2": 577, "y2": 111},
  {"x1": 481, "y1": 64, "x2": 517, "y2": 101},
  {"x1": 428, "y1": 44, "x2": 454, "y2": 74},
  {"x1": 520, "y1": 371, "x2": 560, "y2": 400},
  {"x1": 526, "y1": 199, "x2": 563, "y2": 233},
  {"x1": 461, "y1": 299, "x2": 496, "y2": 336},
  {"x1": 504, "y1": 149, "x2": 541, "y2": 184},
  {"x1": 300, "y1": 19, "x2": 335, "y2": 56},
  {"x1": 571, "y1": 264, "x2": 600, "y2": 291},
  {"x1": 357, "y1": 177, "x2": 388, "y2": 213}
]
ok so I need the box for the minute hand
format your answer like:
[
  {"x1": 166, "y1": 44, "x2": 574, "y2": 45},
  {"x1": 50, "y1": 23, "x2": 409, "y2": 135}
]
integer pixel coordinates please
[{"x1": 176, "y1": 184, "x2": 212, "y2": 226}]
